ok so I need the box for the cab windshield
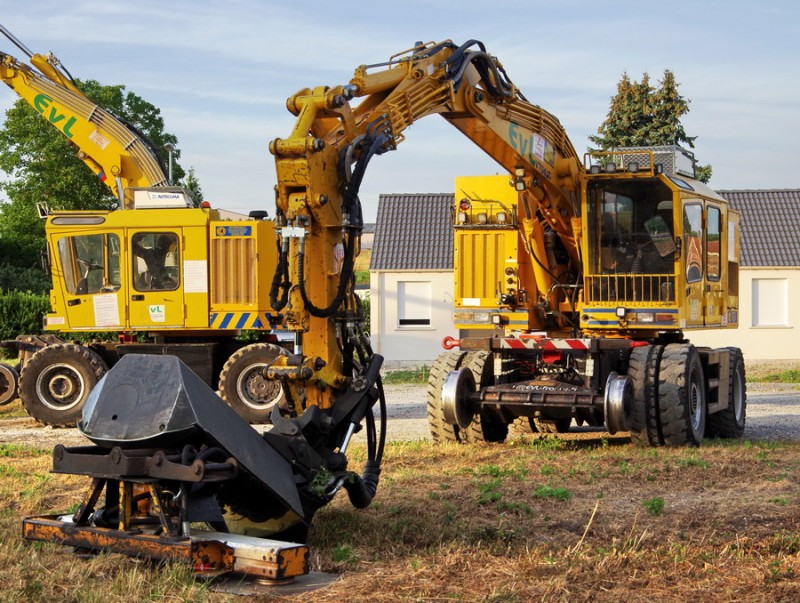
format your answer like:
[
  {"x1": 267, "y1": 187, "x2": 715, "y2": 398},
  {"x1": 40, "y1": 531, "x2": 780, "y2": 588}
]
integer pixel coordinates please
[{"x1": 587, "y1": 180, "x2": 676, "y2": 276}]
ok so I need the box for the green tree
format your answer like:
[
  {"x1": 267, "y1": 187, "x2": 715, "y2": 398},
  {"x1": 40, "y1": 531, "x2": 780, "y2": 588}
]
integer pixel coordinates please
[
  {"x1": 590, "y1": 70, "x2": 712, "y2": 182},
  {"x1": 0, "y1": 79, "x2": 190, "y2": 290},
  {"x1": 181, "y1": 167, "x2": 204, "y2": 207}
]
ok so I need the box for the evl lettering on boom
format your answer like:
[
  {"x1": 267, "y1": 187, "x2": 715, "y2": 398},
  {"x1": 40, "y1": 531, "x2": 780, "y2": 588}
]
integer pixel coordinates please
[
  {"x1": 33, "y1": 93, "x2": 76, "y2": 138},
  {"x1": 508, "y1": 122, "x2": 554, "y2": 176}
]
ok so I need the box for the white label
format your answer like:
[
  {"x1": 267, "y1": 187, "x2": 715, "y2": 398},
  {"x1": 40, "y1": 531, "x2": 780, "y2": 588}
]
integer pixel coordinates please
[
  {"x1": 461, "y1": 298, "x2": 481, "y2": 306},
  {"x1": 148, "y1": 305, "x2": 165, "y2": 322},
  {"x1": 47, "y1": 316, "x2": 65, "y2": 326},
  {"x1": 183, "y1": 260, "x2": 208, "y2": 293},
  {"x1": 89, "y1": 129, "x2": 110, "y2": 150},
  {"x1": 93, "y1": 294, "x2": 120, "y2": 327}
]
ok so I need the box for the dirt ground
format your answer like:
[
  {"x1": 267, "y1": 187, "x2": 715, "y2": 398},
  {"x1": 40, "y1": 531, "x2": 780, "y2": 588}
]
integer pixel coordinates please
[{"x1": 2, "y1": 372, "x2": 800, "y2": 601}]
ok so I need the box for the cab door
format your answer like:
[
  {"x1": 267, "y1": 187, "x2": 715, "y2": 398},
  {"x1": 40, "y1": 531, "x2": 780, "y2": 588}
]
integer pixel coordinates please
[
  {"x1": 127, "y1": 230, "x2": 185, "y2": 328},
  {"x1": 50, "y1": 230, "x2": 126, "y2": 330},
  {"x1": 704, "y1": 204, "x2": 725, "y2": 326}
]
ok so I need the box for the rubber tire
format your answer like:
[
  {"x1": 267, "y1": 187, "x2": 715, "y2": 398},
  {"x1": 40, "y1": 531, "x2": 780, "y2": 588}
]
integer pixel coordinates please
[
  {"x1": 427, "y1": 351, "x2": 469, "y2": 443},
  {"x1": 533, "y1": 417, "x2": 571, "y2": 434},
  {"x1": 218, "y1": 343, "x2": 288, "y2": 424},
  {"x1": 461, "y1": 352, "x2": 508, "y2": 443},
  {"x1": 629, "y1": 344, "x2": 664, "y2": 446},
  {"x1": 0, "y1": 362, "x2": 19, "y2": 406},
  {"x1": 706, "y1": 347, "x2": 746, "y2": 439},
  {"x1": 657, "y1": 344, "x2": 706, "y2": 446},
  {"x1": 19, "y1": 344, "x2": 107, "y2": 427},
  {"x1": 508, "y1": 416, "x2": 538, "y2": 437}
]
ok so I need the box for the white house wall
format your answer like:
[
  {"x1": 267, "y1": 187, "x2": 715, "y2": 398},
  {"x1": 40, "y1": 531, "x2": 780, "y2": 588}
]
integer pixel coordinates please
[
  {"x1": 370, "y1": 270, "x2": 458, "y2": 366},
  {"x1": 687, "y1": 267, "x2": 800, "y2": 360}
]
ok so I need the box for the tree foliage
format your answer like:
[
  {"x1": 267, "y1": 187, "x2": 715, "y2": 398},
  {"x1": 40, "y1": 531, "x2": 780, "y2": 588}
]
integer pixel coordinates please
[
  {"x1": 0, "y1": 79, "x2": 198, "y2": 291},
  {"x1": 590, "y1": 70, "x2": 712, "y2": 182}
]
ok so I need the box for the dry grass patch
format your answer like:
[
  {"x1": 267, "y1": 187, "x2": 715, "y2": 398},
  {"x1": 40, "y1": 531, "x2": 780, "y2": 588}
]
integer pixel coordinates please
[{"x1": 0, "y1": 437, "x2": 799, "y2": 601}]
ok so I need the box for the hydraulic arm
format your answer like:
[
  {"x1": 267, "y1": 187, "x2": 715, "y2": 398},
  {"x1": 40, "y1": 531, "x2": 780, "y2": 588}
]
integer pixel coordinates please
[
  {"x1": 269, "y1": 40, "x2": 584, "y2": 412},
  {"x1": 0, "y1": 25, "x2": 169, "y2": 206}
]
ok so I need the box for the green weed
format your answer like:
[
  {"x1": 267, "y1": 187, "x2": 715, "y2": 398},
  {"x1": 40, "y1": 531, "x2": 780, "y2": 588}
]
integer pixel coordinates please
[
  {"x1": 533, "y1": 485, "x2": 571, "y2": 501},
  {"x1": 643, "y1": 496, "x2": 665, "y2": 516}
]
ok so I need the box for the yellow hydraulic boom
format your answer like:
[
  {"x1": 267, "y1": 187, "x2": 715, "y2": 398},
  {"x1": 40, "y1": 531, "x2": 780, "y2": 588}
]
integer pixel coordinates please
[
  {"x1": 0, "y1": 25, "x2": 168, "y2": 206},
  {"x1": 270, "y1": 40, "x2": 583, "y2": 410}
]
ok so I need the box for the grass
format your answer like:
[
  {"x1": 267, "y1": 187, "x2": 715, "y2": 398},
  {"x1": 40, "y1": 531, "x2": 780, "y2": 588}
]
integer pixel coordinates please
[
  {"x1": 751, "y1": 369, "x2": 800, "y2": 383},
  {"x1": 2, "y1": 437, "x2": 799, "y2": 601},
  {"x1": 381, "y1": 366, "x2": 430, "y2": 384}
]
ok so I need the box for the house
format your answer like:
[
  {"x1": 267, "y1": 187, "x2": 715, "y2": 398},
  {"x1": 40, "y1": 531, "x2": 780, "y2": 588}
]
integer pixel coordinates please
[
  {"x1": 369, "y1": 194, "x2": 457, "y2": 366},
  {"x1": 688, "y1": 189, "x2": 800, "y2": 360}
]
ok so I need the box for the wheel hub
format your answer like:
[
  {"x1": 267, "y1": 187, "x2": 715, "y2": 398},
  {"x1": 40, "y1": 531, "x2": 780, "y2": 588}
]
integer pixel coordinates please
[
  {"x1": 237, "y1": 365, "x2": 281, "y2": 409},
  {"x1": 37, "y1": 363, "x2": 85, "y2": 410}
]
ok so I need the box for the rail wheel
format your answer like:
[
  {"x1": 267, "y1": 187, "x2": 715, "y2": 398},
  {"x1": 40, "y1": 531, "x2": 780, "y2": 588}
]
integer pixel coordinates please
[
  {"x1": 19, "y1": 344, "x2": 107, "y2": 426},
  {"x1": 427, "y1": 351, "x2": 468, "y2": 443},
  {"x1": 657, "y1": 343, "x2": 706, "y2": 446},
  {"x1": 629, "y1": 344, "x2": 664, "y2": 446},
  {"x1": 428, "y1": 351, "x2": 507, "y2": 444},
  {"x1": 706, "y1": 347, "x2": 746, "y2": 439},
  {"x1": 0, "y1": 362, "x2": 19, "y2": 406},
  {"x1": 218, "y1": 343, "x2": 288, "y2": 424}
]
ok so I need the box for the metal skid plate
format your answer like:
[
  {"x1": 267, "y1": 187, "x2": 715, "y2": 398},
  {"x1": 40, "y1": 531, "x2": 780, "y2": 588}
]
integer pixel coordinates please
[{"x1": 22, "y1": 516, "x2": 309, "y2": 582}]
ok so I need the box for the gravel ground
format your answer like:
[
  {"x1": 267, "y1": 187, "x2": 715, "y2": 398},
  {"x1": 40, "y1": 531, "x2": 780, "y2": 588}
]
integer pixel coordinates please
[{"x1": 1, "y1": 382, "x2": 799, "y2": 448}]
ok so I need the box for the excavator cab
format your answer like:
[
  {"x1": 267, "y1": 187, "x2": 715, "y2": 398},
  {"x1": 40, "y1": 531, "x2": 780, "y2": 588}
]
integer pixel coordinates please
[{"x1": 580, "y1": 147, "x2": 740, "y2": 334}]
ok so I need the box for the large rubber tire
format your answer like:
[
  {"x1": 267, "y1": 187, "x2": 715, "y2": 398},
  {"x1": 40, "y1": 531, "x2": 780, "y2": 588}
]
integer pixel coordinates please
[
  {"x1": 706, "y1": 347, "x2": 746, "y2": 439},
  {"x1": 461, "y1": 352, "x2": 508, "y2": 443},
  {"x1": 629, "y1": 344, "x2": 664, "y2": 446},
  {"x1": 0, "y1": 363, "x2": 19, "y2": 406},
  {"x1": 508, "y1": 416, "x2": 538, "y2": 437},
  {"x1": 533, "y1": 417, "x2": 571, "y2": 434},
  {"x1": 218, "y1": 343, "x2": 288, "y2": 424},
  {"x1": 657, "y1": 344, "x2": 706, "y2": 446},
  {"x1": 19, "y1": 344, "x2": 108, "y2": 427},
  {"x1": 428, "y1": 351, "x2": 469, "y2": 443}
]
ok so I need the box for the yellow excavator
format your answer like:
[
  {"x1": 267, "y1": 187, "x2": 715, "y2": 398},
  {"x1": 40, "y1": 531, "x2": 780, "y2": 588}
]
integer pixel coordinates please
[
  {"x1": 0, "y1": 26, "x2": 289, "y2": 426},
  {"x1": 18, "y1": 38, "x2": 743, "y2": 587}
]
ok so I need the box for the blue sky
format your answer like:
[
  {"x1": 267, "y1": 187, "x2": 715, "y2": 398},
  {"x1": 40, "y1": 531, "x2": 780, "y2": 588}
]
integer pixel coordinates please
[{"x1": 1, "y1": 1, "x2": 798, "y2": 221}]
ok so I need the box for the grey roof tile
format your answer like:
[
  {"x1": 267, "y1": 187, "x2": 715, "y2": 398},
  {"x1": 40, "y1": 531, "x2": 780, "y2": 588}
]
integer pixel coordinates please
[
  {"x1": 372, "y1": 189, "x2": 800, "y2": 271},
  {"x1": 370, "y1": 194, "x2": 454, "y2": 271},
  {"x1": 718, "y1": 190, "x2": 800, "y2": 267}
]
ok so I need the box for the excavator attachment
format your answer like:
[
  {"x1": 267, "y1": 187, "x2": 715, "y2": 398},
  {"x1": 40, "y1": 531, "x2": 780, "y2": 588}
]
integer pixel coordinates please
[{"x1": 23, "y1": 353, "x2": 386, "y2": 587}]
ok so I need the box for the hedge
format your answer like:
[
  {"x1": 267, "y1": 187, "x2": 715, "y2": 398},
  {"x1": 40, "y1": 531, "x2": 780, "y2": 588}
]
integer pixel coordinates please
[{"x1": 0, "y1": 290, "x2": 49, "y2": 357}]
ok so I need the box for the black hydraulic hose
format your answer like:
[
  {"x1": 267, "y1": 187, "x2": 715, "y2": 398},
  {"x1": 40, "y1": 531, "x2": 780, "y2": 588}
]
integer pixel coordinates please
[
  {"x1": 296, "y1": 129, "x2": 386, "y2": 318},
  {"x1": 343, "y1": 459, "x2": 381, "y2": 509},
  {"x1": 297, "y1": 224, "x2": 357, "y2": 318},
  {"x1": 269, "y1": 236, "x2": 291, "y2": 311}
]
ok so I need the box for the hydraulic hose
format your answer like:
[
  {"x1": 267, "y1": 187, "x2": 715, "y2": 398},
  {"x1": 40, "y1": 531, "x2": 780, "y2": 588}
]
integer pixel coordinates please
[{"x1": 343, "y1": 459, "x2": 381, "y2": 509}]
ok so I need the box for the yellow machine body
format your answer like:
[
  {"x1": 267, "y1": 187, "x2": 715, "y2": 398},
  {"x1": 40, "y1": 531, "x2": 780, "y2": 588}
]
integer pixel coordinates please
[
  {"x1": 44, "y1": 207, "x2": 281, "y2": 333},
  {"x1": 453, "y1": 153, "x2": 741, "y2": 339}
]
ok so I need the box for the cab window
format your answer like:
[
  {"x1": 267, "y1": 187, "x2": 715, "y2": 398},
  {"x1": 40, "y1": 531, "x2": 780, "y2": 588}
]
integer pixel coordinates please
[
  {"x1": 683, "y1": 203, "x2": 704, "y2": 283},
  {"x1": 707, "y1": 205, "x2": 721, "y2": 281},
  {"x1": 132, "y1": 232, "x2": 180, "y2": 291},
  {"x1": 57, "y1": 233, "x2": 121, "y2": 295}
]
